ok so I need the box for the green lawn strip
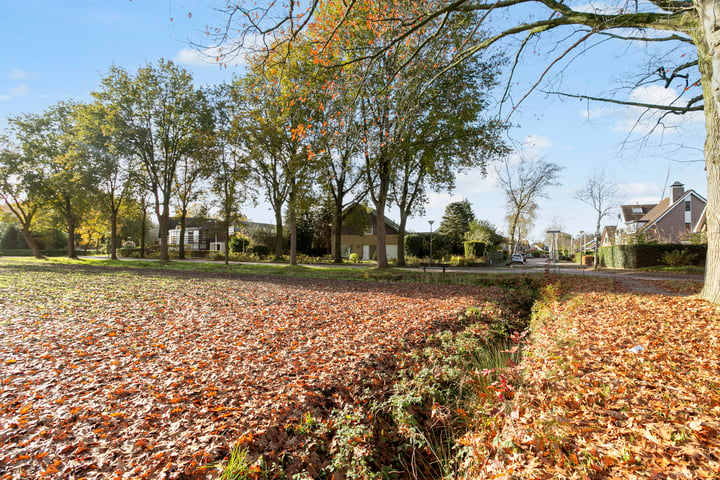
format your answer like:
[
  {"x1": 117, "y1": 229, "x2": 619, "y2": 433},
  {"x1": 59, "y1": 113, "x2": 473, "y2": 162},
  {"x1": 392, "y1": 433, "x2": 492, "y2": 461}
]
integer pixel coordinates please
[{"x1": 0, "y1": 256, "x2": 532, "y2": 288}]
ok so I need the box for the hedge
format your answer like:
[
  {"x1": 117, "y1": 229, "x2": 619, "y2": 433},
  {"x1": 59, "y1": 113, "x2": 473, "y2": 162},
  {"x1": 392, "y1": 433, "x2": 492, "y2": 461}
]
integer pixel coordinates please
[{"x1": 598, "y1": 244, "x2": 707, "y2": 269}]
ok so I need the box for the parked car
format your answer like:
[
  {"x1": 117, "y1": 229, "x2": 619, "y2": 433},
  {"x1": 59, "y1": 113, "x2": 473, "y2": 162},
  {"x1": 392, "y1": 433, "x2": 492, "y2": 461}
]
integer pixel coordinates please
[{"x1": 511, "y1": 253, "x2": 526, "y2": 264}]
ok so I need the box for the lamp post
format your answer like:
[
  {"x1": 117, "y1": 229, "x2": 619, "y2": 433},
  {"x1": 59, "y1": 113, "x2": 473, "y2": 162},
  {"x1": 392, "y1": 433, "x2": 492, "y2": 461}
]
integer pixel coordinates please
[{"x1": 428, "y1": 220, "x2": 435, "y2": 265}]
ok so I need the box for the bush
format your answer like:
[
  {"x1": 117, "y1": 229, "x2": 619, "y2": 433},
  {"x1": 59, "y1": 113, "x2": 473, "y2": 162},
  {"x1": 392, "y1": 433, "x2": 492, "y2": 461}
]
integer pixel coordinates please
[
  {"x1": 251, "y1": 245, "x2": 270, "y2": 259},
  {"x1": 228, "y1": 235, "x2": 251, "y2": 253},
  {"x1": 348, "y1": 253, "x2": 360, "y2": 263},
  {"x1": 463, "y1": 241, "x2": 485, "y2": 258},
  {"x1": 660, "y1": 249, "x2": 699, "y2": 267}
]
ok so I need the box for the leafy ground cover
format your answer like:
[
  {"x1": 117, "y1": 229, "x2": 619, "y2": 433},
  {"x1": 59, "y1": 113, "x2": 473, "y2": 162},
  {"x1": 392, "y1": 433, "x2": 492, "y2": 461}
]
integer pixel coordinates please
[
  {"x1": 469, "y1": 278, "x2": 720, "y2": 478},
  {"x1": 0, "y1": 259, "x2": 527, "y2": 479}
]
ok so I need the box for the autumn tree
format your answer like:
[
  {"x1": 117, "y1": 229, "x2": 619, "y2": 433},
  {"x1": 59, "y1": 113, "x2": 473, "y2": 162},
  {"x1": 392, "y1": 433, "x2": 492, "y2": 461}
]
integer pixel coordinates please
[
  {"x1": 9, "y1": 101, "x2": 92, "y2": 259},
  {"x1": 296, "y1": 47, "x2": 368, "y2": 264},
  {"x1": 236, "y1": 49, "x2": 317, "y2": 264},
  {"x1": 74, "y1": 101, "x2": 136, "y2": 260},
  {"x1": 202, "y1": 0, "x2": 720, "y2": 302},
  {"x1": 497, "y1": 156, "x2": 563, "y2": 253},
  {"x1": 574, "y1": 172, "x2": 624, "y2": 268},
  {"x1": 0, "y1": 137, "x2": 44, "y2": 258},
  {"x1": 438, "y1": 200, "x2": 477, "y2": 255},
  {"x1": 204, "y1": 84, "x2": 252, "y2": 265},
  {"x1": 93, "y1": 60, "x2": 208, "y2": 261},
  {"x1": 173, "y1": 154, "x2": 207, "y2": 260}
]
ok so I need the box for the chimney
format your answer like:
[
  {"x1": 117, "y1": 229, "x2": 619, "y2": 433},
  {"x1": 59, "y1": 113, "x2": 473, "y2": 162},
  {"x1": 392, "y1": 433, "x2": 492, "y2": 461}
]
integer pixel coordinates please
[{"x1": 671, "y1": 181, "x2": 684, "y2": 203}]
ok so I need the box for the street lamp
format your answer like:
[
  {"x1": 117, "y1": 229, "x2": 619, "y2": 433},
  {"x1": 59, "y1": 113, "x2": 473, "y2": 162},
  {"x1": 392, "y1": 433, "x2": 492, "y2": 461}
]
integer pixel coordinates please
[{"x1": 428, "y1": 220, "x2": 435, "y2": 265}]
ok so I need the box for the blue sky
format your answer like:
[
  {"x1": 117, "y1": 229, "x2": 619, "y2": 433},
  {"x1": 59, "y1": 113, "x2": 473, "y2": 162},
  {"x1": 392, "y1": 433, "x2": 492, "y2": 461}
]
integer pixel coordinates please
[{"x1": 1, "y1": 1, "x2": 708, "y2": 240}]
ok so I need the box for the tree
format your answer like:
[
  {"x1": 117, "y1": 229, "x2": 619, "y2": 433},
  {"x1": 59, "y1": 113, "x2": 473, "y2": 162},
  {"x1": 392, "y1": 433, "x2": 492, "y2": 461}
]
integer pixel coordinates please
[
  {"x1": 203, "y1": 0, "x2": 720, "y2": 303},
  {"x1": 173, "y1": 154, "x2": 206, "y2": 260},
  {"x1": 94, "y1": 60, "x2": 208, "y2": 262},
  {"x1": 205, "y1": 84, "x2": 252, "y2": 265},
  {"x1": 574, "y1": 172, "x2": 623, "y2": 268},
  {"x1": 9, "y1": 101, "x2": 92, "y2": 259},
  {"x1": 237, "y1": 49, "x2": 317, "y2": 264},
  {"x1": 388, "y1": 37, "x2": 508, "y2": 265},
  {"x1": 438, "y1": 200, "x2": 477, "y2": 255},
  {"x1": 466, "y1": 219, "x2": 504, "y2": 251},
  {"x1": 0, "y1": 137, "x2": 44, "y2": 258},
  {"x1": 74, "y1": 101, "x2": 136, "y2": 260},
  {"x1": 307, "y1": 1, "x2": 505, "y2": 267},
  {"x1": 497, "y1": 156, "x2": 563, "y2": 253}
]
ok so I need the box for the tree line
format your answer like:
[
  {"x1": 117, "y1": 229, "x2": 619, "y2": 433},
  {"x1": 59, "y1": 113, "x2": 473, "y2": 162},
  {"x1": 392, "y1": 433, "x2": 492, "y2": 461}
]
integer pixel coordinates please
[{"x1": 1, "y1": 9, "x2": 509, "y2": 267}]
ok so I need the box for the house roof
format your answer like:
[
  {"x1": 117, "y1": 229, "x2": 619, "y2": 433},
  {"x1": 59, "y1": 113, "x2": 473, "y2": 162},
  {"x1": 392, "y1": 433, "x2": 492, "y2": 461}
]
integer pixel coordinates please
[
  {"x1": 638, "y1": 189, "x2": 707, "y2": 233},
  {"x1": 638, "y1": 198, "x2": 670, "y2": 225},
  {"x1": 620, "y1": 204, "x2": 656, "y2": 223},
  {"x1": 601, "y1": 225, "x2": 617, "y2": 237}
]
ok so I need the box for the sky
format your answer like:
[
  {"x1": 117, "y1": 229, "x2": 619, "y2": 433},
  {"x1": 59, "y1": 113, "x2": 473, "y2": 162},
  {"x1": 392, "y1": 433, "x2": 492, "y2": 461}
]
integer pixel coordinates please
[{"x1": 0, "y1": 1, "x2": 708, "y2": 241}]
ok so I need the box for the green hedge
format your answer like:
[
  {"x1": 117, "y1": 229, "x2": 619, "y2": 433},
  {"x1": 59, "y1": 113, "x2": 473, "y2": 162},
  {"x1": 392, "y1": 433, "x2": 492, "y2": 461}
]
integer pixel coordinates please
[
  {"x1": 463, "y1": 241, "x2": 486, "y2": 258},
  {"x1": 598, "y1": 244, "x2": 707, "y2": 269}
]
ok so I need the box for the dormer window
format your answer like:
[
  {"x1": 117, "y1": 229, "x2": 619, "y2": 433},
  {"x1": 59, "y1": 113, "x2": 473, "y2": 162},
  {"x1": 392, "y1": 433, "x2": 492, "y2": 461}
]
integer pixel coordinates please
[{"x1": 632, "y1": 207, "x2": 643, "y2": 214}]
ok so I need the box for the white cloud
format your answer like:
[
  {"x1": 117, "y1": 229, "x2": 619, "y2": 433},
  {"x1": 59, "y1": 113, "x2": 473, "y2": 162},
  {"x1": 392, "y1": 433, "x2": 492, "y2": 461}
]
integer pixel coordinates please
[
  {"x1": 611, "y1": 84, "x2": 704, "y2": 134},
  {"x1": 618, "y1": 181, "x2": 661, "y2": 202},
  {"x1": 10, "y1": 84, "x2": 29, "y2": 96},
  {"x1": 456, "y1": 168, "x2": 497, "y2": 194},
  {"x1": 580, "y1": 104, "x2": 616, "y2": 121},
  {"x1": 523, "y1": 134, "x2": 552, "y2": 150},
  {"x1": 0, "y1": 94, "x2": 9, "y2": 101},
  {"x1": 9, "y1": 68, "x2": 28, "y2": 80},
  {"x1": 175, "y1": 47, "x2": 224, "y2": 67}
]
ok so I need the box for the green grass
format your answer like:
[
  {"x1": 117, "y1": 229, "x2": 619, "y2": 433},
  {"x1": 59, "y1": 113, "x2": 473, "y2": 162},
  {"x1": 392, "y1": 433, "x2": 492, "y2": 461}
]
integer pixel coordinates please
[
  {"x1": 637, "y1": 265, "x2": 705, "y2": 274},
  {"x1": 0, "y1": 256, "x2": 537, "y2": 288}
]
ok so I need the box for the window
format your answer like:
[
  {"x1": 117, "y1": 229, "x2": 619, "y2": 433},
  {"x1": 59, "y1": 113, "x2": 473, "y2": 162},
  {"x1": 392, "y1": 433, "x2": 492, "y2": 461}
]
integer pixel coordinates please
[
  {"x1": 685, "y1": 200, "x2": 691, "y2": 211},
  {"x1": 632, "y1": 207, "x2": 643, "y2": 214}
]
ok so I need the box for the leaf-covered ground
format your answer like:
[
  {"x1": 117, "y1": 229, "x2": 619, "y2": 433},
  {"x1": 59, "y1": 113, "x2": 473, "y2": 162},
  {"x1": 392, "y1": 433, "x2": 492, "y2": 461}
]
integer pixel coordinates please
[
  {"x1": 0, "y1": 261, "x2": 506, "y2": 479},
  {"x1": 472, "y1": 278, "x2": 720, "y2": 479}
]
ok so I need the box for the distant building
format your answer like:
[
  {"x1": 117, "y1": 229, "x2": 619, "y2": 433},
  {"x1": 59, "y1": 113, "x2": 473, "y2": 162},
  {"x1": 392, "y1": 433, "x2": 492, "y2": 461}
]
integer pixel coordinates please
[
  {"x1": 610, "y1": 181, "x2": 707, "y2": 244},
  {"x1": 330, "y1": 207, "x2": 400, "y2": 260}
]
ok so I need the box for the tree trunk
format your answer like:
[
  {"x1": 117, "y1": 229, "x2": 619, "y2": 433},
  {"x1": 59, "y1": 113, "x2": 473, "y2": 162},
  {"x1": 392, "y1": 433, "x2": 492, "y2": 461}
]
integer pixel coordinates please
[
  {"x1": 288, "y1": 189, "x2": 298, "y2": 266},
  {"x1": 110, "y1": 211, "x2": 118, "y2": 260},
  {"x1": 65, "y1": 200, "x2": 77, "y2": 259},
  {"x1": 224, "y1": 219, "x2": 230, "y2": 266},
  {"x1": 158, "y1": 204, "x2": 170, "y2": 262},
  {"x1": 695, "y1": 11, "x2": 720, "y2": 303},
  {"x1": 375, "y1": 196, "x2": 389, "y2": 268},
  {"x1": 333, "y1": 198, "x2": 344, "y2": 263},
  {"x1": 273, "y1": 208, "x2": 284, "y2": 261},
  {"x1": 140, "y1": 204, "x2": 147, "y2": 258},
  {"x1": 396, "y1": 209, "x2": 408, "y2": 267},
  {"x1": 20, "y1": 225, "x2": 43, "y2": 259},
  {"x1": 179, "y1": 208, "x2": 187, "y2": 260}
]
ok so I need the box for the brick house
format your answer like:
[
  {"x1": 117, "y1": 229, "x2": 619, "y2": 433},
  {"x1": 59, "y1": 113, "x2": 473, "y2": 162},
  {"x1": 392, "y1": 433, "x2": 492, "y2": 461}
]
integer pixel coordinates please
[
  {"x1": 614, "y1": 182, "x2": 707, "y2": 244},
  {"x1": 330, "y1": 208, "x2": 400, "y2": 260}
]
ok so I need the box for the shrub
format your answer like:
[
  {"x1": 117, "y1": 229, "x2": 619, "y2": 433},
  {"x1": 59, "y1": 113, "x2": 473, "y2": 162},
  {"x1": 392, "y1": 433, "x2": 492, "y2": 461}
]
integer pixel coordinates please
[
  {"x1": 348, "y1": 253, "x2": 360, "y2": 263},
  {"x1": 250, "y1": 245, "x2": 270, "y2": 258},
  {"x1": 228, "y1": 235, "x2": 251, "y2": 253},
  {"x1": 463, "y1": 241, "x2": 485, "y2": 258},
  {"x1": 661, "y1": 249, "x2": 699, "y2": 267}
]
